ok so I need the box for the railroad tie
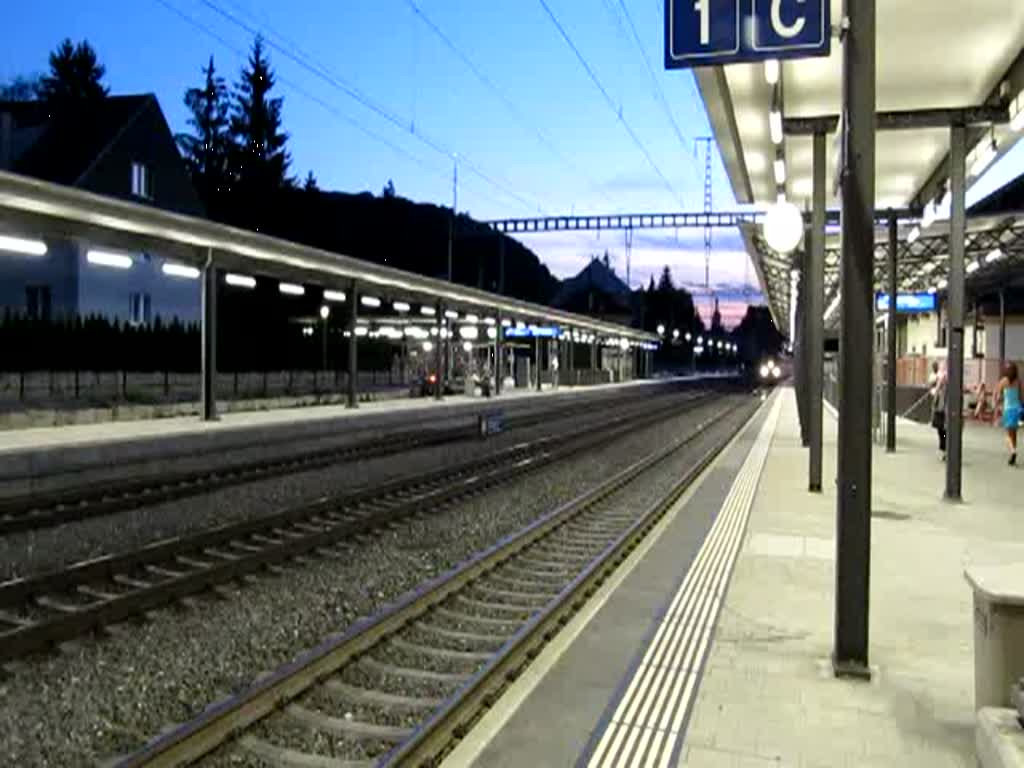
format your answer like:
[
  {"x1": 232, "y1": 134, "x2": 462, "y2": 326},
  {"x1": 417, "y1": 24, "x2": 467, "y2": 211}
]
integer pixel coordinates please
[{"x1": 237, "y1": 734, "x2": 374, "y2": 768}]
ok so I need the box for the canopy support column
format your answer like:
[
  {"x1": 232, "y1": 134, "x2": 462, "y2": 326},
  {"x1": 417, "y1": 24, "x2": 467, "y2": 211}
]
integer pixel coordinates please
[
  {"x1": 886, "y1": 211, "x2": 898, "y2": 453},
  {"x1": 200, "y1": 249, "x2": 218, "y2": 422},
  {"x1": 808, "y1": 130, "x2": 826, "y2": 492},
  {"x1": 945, "y1": 123, "x2": 967, "y2": 501},
  {"x1": 833, "y1": 0, "x2": 876, "y2": 680},
  {"x1": 347, "y1": 280, "x2": 358, "y2": 409}
]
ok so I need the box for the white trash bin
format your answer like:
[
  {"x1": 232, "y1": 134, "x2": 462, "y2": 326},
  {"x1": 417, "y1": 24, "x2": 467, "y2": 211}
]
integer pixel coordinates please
[{"x1": 965, "y1": 564, "x2": 1024, "y2": 710}]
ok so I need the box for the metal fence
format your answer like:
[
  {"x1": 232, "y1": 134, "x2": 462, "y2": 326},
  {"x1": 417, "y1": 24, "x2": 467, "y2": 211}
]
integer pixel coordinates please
[{"x1": 0, "y1": 368, "x2": 406, "y2": 410}]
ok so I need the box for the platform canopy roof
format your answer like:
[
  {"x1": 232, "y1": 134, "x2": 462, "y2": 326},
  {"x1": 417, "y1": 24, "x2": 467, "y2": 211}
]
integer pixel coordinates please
[
  {"x1": 695, "y1": 0, "x2": 1024, "y2": 333},
  {"x1": 0, "y1": 170, "x2": 656, "y2": 344},
  {"x1": 742, "y1": 212, "x2": 1024, "y2": 330}
]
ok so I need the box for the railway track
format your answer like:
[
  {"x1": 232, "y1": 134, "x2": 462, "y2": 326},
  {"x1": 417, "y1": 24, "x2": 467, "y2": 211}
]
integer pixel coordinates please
[
  {"x1": 0, "y1": 389, "x2": 725, "y2": 663},
  {"x1": 0, "y1": 385, "x2": 693, "y2": 536},
  {"x1": 113, "y1": 394, "x2": 759, "y2": 768}
]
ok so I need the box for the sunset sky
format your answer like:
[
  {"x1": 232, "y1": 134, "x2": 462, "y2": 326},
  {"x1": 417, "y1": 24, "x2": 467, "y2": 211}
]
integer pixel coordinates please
[{"x1": 5, "y1": 0, "x2": 1022, "y2": 328}]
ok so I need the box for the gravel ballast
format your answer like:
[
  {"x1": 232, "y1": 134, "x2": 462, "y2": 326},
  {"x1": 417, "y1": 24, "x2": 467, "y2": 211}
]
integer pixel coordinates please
[
  {"x1": 0, "y1": 393, "x2": 754, "y2": 767},
  {"x1": 0, "y1": 389, "x2": 693, "y2": 581}
]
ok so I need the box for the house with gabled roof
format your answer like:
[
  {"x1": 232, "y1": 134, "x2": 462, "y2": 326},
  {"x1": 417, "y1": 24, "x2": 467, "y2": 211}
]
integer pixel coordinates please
[{"x1": 0, "y1": 94, "x2": 204, "y2": 324}]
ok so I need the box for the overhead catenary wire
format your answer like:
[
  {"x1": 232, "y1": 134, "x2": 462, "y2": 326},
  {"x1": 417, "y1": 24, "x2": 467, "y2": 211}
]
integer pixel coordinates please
[
  {"x1": 152, "y1": 0, "x2": 457, "y2": 191},
  {"x1": 598, "y1": 0, "x2": 630, "y2": 124},
  {"x1": 197, "y1": 0, "x2": 548, "y2": 215},
  {"x1": 536, "y1": 0, "x2": 687, "y2": 209},
  {"x1": 615, "y1": 0, "x2": 704, "y2": 183},
  {"x1": 404, "y1": 0, "x2": 620, "y2": 210}
]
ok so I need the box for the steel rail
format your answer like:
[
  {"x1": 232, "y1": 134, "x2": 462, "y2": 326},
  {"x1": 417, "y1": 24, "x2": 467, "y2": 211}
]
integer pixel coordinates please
[
  {"x1": 111, "y1": 395, "x2": 758, "y2": 768},
  {"x1": 0, "y1": 390, "x2": 724, "y2": 662},
  {"x1": 0, "y1": 384, "x2": 690, "y2": 536}
]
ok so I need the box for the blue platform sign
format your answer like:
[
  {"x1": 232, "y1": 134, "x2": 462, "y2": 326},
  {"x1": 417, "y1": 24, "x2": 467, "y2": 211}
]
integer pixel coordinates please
[
  {"x1": 666, "y1": 0, "x2": 831, "y2": 69},
  {"x1": 875, "y1": 293, "x2": 937, "y2": 314},
  {"x1": 503, "y1": 325, "x2": 561, "y2": 339}
]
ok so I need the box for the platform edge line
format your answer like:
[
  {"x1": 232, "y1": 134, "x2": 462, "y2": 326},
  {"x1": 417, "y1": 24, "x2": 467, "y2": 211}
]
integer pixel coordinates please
[{"x1": 437, "y1": 392, "x2": 777, "y2": 768}]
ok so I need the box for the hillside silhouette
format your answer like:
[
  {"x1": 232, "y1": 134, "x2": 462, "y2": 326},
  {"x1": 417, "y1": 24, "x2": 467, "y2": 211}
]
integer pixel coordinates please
[{"x1": 245, "y1": 186, "x2": 560, "y2": 305}]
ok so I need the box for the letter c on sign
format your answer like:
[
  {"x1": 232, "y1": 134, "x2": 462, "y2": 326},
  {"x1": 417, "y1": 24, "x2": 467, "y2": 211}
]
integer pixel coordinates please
[{"x1": 771, "y1": 0, "x2": 806, "y2": 39}]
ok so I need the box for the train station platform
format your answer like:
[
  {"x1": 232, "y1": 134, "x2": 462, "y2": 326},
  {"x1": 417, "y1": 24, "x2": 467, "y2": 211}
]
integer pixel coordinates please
[
  {"x1": 0, "y1": 376, "x2": 717, "y2": 498},
  {"x1": 447, "y1": 387, "x2": 1024, "y2": 768}
]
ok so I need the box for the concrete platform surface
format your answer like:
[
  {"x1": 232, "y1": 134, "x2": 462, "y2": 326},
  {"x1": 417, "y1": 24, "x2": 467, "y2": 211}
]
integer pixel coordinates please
[{"x1": 446, "y1": 387, "x2": 1024, "y2": 768}]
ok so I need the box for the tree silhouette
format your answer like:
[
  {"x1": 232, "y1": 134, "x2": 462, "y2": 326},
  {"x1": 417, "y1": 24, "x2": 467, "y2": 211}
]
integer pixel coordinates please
[
  {"x1": 304, "y1": 171, "x2": 318, "y2": 191},
  {"x1": 37, "y1": 39, "x2": 108, "y2": 109},
  {"x1": 657, "y1": 265, "x2": 675, "y2": 293},
  {"x1": 230, "y1": 37, "x2": 290, "y2": 198},
  {"x1": 382, "y1": 179, "x2": 396, "y2": 198},
  {"x1": 710, "y1": 295, "x2": 724, "y2": 333},
  {"x1": 645, "y1": 267, "x2": 701, "y2": 334},
  {"x1": 177, "y1": 56, "x2": 231, "y2": 217},
  {"x1": 0, "y1": 75, "x2": 41, "y2": 101}
]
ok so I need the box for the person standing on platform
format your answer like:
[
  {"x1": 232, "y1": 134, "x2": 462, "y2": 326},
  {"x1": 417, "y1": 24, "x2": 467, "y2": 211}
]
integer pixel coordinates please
[
  {"x1": 994, "y1": 362, "x2": 1023, "y2": 466},
  {"x1": 929, "y1": 361, "x2": 947, "y2": 460}
]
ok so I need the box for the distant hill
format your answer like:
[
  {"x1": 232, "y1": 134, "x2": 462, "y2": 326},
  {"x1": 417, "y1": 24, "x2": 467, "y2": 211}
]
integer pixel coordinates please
[
  {"x1": 552, "y1": 257, "x2": 634, "y2": 324},
  {"x1": 243, "y1": 186, "x2": 561, "y2": 306},
  {"x1": 553, "y1": 257, "x2": 630, "y2": 306}
]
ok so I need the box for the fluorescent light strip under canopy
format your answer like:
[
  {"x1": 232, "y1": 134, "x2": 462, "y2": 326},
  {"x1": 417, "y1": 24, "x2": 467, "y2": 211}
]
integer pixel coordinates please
[
  {"x1": 162, "y1": 262, "x2": 200, "y2": 279},
  {"x1": 87, "y1": 250, "x2": 133, "y2": 269},
  {"x1": 0, "y1": 234, "x2": 47, "y2": 256},
  {"x1": 226, "y1": 273, "x2": 256, "y2": 288}
]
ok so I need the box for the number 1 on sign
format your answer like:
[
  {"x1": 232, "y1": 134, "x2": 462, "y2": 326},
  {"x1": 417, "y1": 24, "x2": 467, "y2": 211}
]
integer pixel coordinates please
[{"x1": 694, "y1": 0, "x2": 710, "y2": 45}]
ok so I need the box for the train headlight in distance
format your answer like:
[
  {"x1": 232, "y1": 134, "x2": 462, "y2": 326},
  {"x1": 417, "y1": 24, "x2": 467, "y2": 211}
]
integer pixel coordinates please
[
  {"x1": 772, "y1": 365, "x2": 782, "y2": 378},
  {"x1": 760, "y1": 364, "x2": 770, "y2": 378}
]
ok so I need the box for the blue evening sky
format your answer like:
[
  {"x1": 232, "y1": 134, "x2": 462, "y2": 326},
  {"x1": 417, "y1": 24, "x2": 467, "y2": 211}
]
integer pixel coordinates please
[{"x1": 4, "y1": 0, "x2": 1023, "y2": 326}]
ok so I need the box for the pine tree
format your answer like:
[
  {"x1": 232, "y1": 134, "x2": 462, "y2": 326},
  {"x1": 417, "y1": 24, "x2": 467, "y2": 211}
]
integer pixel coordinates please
[
  {"x1": 37, "y1": 39, "x2": 108, "y2": 109},
  {"x1": 657, "y1": 266, "x2": 675, "y2": 293},
  {"x1": 177, "y1": 56, "x2": 231, "y2": 215},
  {"x1": 382, "y1": 179, "x2": 396, "y2": 198},
  {"x1": 230, "y1": 37, "x2": 290, "y2": 200},
  {"x1": 304, "y1": 171, "x2": 318, "y2": 191},
  {"x1": 0, "y1": 75, "x2": 41, "y2": 102},
  {"x1": 710, "y1": 295, "x2": 724, "y2": 333}
]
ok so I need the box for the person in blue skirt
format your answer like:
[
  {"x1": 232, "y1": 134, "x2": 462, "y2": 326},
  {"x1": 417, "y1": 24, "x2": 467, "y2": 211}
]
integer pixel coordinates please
[{"x1": 994, "y1": 362, "x2": 1023, "y2": 466}]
